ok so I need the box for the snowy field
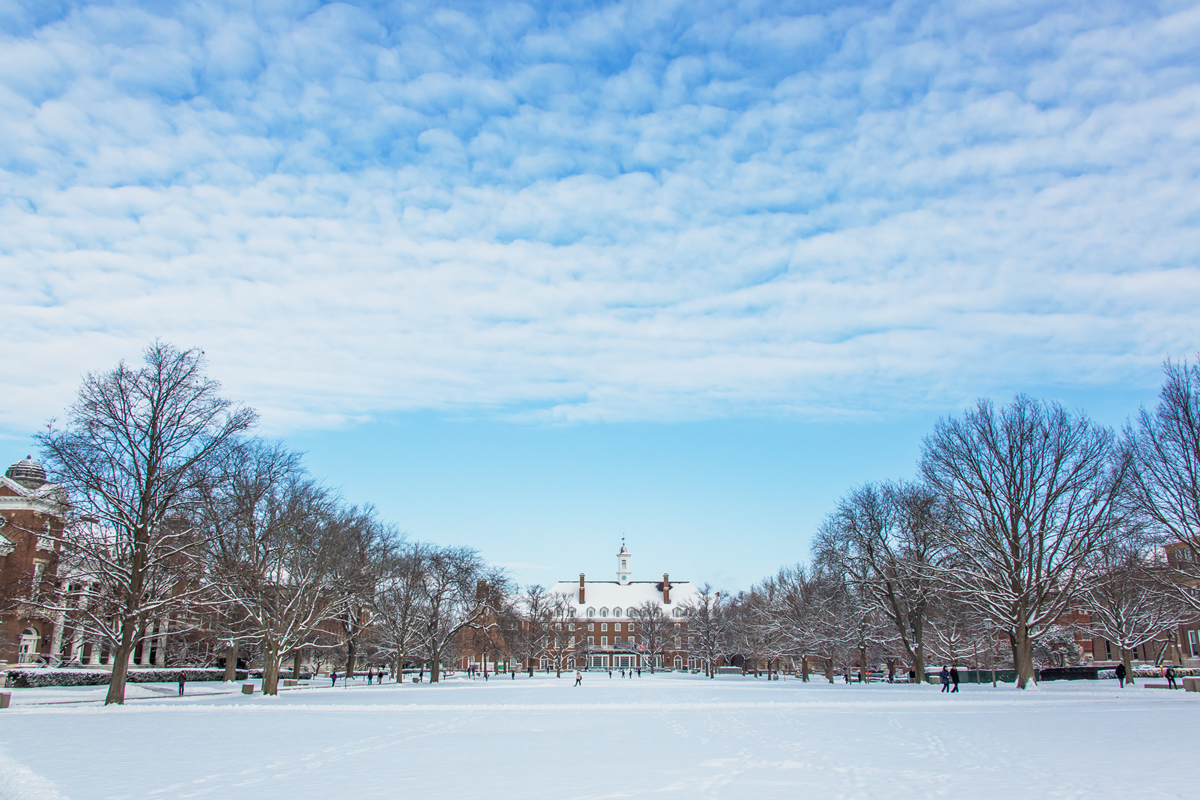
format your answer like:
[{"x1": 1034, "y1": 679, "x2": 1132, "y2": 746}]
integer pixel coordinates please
[{"x1": 1, "y1": 672, "x2": 1196, "y2": 799}]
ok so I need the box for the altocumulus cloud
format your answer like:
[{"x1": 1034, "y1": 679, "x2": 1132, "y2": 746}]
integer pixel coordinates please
[{"x1": 1, "y1": 0, "x2": 1199, "y2": 432}]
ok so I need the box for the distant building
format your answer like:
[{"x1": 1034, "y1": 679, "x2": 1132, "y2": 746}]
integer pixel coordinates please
[{"x1": 552, "y1": 543, "x2": 701, "y2": 671}]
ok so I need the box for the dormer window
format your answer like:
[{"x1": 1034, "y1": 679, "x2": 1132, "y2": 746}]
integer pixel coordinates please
[
  {"x1": 600, "y1": 607, "x2": 608, "y2": 618},
  {"x1": 587, "y1": 607, "x2": 595, "y2": 618},
  {"x1": 613, "y1": 607, "x2": 622, "y2": 617}
]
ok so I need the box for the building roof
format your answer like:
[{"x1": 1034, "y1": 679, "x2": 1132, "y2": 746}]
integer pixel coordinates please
[
  {"x1": 5, "y1": 456, "x2": 47, "y2": 488},
  {"x1": 552, "y1": 579, "x2": 701, "y2": 616}
]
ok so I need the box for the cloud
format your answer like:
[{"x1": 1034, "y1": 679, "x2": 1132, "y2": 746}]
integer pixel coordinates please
[{"x1": 1, "y1": 0, "x2": 1198, "y2": 434}]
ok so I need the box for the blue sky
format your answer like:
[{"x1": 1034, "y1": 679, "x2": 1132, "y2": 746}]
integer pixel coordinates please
[{"x1": 2, "y1": 0, "x2": 1198, "y2": 589}]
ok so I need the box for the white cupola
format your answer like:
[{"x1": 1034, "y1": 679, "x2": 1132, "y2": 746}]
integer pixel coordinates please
[{"x1": 617, "y1": 539, "x2": 631, "y2": 584}]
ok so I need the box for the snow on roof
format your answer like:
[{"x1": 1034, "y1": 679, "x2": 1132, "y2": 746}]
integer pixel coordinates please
[{"x1": 552, "y1": 579, "x2": 700, "y2": 614}]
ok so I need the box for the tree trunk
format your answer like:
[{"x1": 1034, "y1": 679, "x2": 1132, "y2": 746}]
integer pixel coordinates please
[
  {"x1": 262, "y1": 646, "x2": 281, "y2": 695},
  {"x1": 104, "y1": 619, "x2": 137, "y2": 705},
  {"x1": 345, "y1": 639, "x2": 357, "y2": 680},
  {"x1": 1012, "y1": 623, "x2": 1037, "y2": 689},
  {"x1": 801, "y1": 657, "x2": 809, "y2": 682},
  {"x1": 224, "y1": 643, "x2": 237, "y2": 682},
  {"x1": 1122, "y1": 648, "x2": 1136, "y2": 686},
  {"x1": 859, "y1": 646, "x2": 867, "y2": 681},
  {"x1": 394, "y1": 653, "x2": 403, "y2": 683},
  {"x1": 430, "y1": 654, "x2": 441, "y2": 683},
  {"x1": 824, "y1": 657, "x2": 834, "y2": 684},
  {"x1": 292, "y1": 650, "x2": 302, "y2": 679}
]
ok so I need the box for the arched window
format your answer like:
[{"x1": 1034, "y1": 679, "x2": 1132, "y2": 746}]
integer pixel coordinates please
[
  {"x1": 613, "y1": 607, "x2": 622, "y2": 617},
  {"x1": 600, "y1": 608, "x2": 608, "y2": 618},
  {"x1": 673, "y1": 608, "x2": 682, "y2": 617},
  {"x1": 568, "y1": 608, "x2": 576, "y2": 617},
  {"x1": 587, "y1": 607, "x2": 595, "y2": 618},
  {"x1": 674, "y1": 656, "x2": 683, "y2": 669}
]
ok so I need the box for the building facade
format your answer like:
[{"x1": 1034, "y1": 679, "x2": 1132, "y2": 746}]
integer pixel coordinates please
[
  {"x1": 547, "y1": 544, "x2": 701, "y2": 671},
  {"x1": 0, "y1": 457, "x2": 67, "y2": 665}
]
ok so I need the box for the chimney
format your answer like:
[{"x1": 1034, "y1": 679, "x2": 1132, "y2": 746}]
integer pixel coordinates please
[
  {"x1": 662, "y1": 573, "x2": 671, "y2": 604},
  {"x1": 476, "y1": 579, "x2": 488, "y2": 602},
  {"x1": 579, "y1": 573, "x2": 586, "y2": 604}
]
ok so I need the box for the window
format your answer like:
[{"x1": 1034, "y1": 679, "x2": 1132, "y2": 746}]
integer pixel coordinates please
[
  {"x1": 1188, "y1": 630, "x2": 1199, "y2": 658},
  {"x1": 587, "y1": 607, "x2": 595, "y2": 618},
  {"x1": 568, "y1": 608, "x2": 576, "y2": 617},
  {"x1": 614, "y1": 623, "x2": 622, "y2": 632},
  {"x1": 673, "y1": 608, "x2": 682, "y2": 617},
  {"x1": 674, "y1": 656, "x2": 683, "y2": 669},
  {"x1": 1105, "y1": 641, "x2": 1112, "y2": 660},
  {"x1": 602, "y1": 637, "x2": 608, "y2": 647},
  {"x1": 601, "y1": 623, "x2": 608, "y2": 632},
  {"x1": 588, "y1": 637, "x2": 595, "y2": 645},
  {"x1": 600, "y1": 608, "x2": 608, "y2": 618},
  {"x1": 613, "y1": 607, "x2": 622, "y2": 617},
  {"x1": 615, "y1": 637, "x2": 623, "y2": 647},
  {"x1": 588, "y1": 623, "x2": 594, "y2": 631},
  {"x1": 628, "y1": 623, "x2": 635, "y2": 632}
]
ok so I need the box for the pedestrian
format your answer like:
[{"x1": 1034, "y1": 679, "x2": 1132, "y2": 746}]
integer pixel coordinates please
[
  {"x1": 1166, "y1": 665, "x2": 1177, "y2": 689},
  {"x1": 940, "y1": 666, "x2": 950, "y2": 693},
  {"x1": 367, "y1": 668, "x2": 374, "y2": 685},
  {"x1": 609, "y1": 668, "x2": 612, "y2": 679},
  {"x1": 908, "y1": 669, "x2": 916, "y2": 683},
  {"x1": 511, "y1": 669, "x2": 515, "y2": 680},
  {"x1": 1115, "y1": 661, "x2": 1127, "y2": 688},
  {"x1": 178, "y1": 671, "x2": 186, "y2": 696},
  {"x1": 331, "y1": 671, "x2": 338, "y2": 687},
  {"x1": 574, "y1": 670, "x2": 582, "y2": 686},
  {"x1": 950, "y1": 666, "x2": 960, "y2": 693},
  {"x1": 637, "y1": 668, "x2": 641, "y2": 677},
  {"x1": 484, "y1": 669, "x2": 488, "y2": 681}
]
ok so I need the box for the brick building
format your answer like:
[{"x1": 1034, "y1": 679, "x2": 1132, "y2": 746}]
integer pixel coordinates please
[
  {"x1": 550, "y1": 543, "x2": 701, "y2": 671},
  {"x1": 0, "y1": 456, "x2": 67, "y2": 665}
]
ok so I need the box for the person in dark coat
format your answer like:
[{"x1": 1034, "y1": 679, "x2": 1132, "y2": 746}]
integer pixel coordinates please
[
  {"x1": 950, "y1": 666, "x2": 960, "y2": 693},
  {"x1": 1115, "y1": 662, "x2": 1127, "y2": 688},
  {"x1": 940, "y1": 666, "x2": 951, "y2": 692},
  {"x1": 1166, "y1": 665, "x2": 1178, "y2": 689},
  {"x1": 178, "y1": 672, "x2": 186, "y2": 696},
  {"x1": 331, "y1": 671, "x2": 338, "y2": 687}
]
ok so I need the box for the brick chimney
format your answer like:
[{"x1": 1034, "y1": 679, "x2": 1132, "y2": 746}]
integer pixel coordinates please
[
  {"x1": 662, "y1": 573, "x2": 671, "y2": 604},
  {"x1": 579, "y1": 573, "x2": 586, "y2": 604}
]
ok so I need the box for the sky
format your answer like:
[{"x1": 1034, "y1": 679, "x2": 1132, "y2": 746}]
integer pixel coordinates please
[{"x1": 2, "y1": 0, "x2": 1199, "y2": 590}]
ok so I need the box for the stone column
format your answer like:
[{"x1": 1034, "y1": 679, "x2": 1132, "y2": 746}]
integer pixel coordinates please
[
  {"x1": 138, "y1": 622, "x2": 154, "y2": 666},
  {"x1": 154, "y1": 618, "x2": 169, "y2": 667},
  {"x1": 71, "y1": 626, "x2": 85, "y2": 663},
  {"x1": 48, "y1": 588, "x2": 66, "y2": 664}
]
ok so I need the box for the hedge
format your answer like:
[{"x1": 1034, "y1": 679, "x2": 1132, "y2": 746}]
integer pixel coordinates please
[{"x1": 4, "y1": 667, "x2": 249, "y2": 688}]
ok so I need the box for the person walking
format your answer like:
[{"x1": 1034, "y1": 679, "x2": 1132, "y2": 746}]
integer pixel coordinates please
[
  {"x1": 178, "y1": 671, "x2": 186, "y2": 696},
  {"x1": 367, "y1": 668, "x2": 374, "y2": 685},
  {"x1": 950, "y1": 666, "x2": 960, "y2": 693},
  {"x1": 940, "y1": 666, "x2": 950, "y2": 693},
  {"x1": 1115, "y1": 662, "x2": 1127, "y2": 688},
  {"x1": 1166, "y1": 665, "x2": 1177, "y2": 689},
  {"x1": 574, "y1": 670, "x2": 582, "y2": 686},
  {"x1": 637, "y1": 668, "x2": 641, "y2": 677}
]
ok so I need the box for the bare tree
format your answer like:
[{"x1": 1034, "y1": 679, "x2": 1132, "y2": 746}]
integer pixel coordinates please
[
  {"x1": 197, "y1": 440, "x2": 356, "y2": 695},
  {"x1": 36, "y1": 342, "x2": 255, "y2": 704},
  {"x1": 813, "y1": 481, "x2": 942, "y2": 683},
  {"x1": 1125, "y1": 356, "x2": 1200, "y2": 610},
  {"x1": 921, "y1": 395, "x2": 1126, "y2": 688},
  {"x1": 373, "y1": 542, "x2": 427, "y2": 682},
  {"x1": 1077, "y1": 540, "x2": 1191, "y2": 684},
  {"x1": 680, "y1": 584, "x2": 728, "y2": 678},
  {"x1": 413, "y1": 545, "x2": 505, "y2": 682},
  {"x1": 630, "y1": 599, "x2": 673, "y2": 673}
]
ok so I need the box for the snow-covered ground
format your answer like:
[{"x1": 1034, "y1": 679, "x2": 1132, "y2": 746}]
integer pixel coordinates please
[{"x1": 1, "y1": 672, "x2": 1195, "y2": 799}]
